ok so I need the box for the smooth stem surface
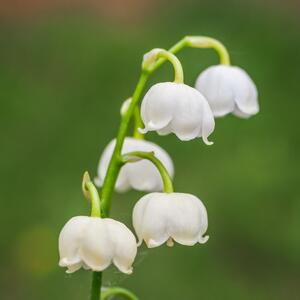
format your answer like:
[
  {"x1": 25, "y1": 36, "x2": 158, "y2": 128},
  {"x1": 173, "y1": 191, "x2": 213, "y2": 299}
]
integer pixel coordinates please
[
  {"x1": 100, "y1": 71, "x2": 149, "y2": 216},
  {"x1": 82, "y1": 172, "x2": 101, "y2": 218},
  {"x1": 85, "y1": 181, "x2": 101, "y2": 218},
  {"x1": 186, "y1": 36, "x2": 230, "y2": 65},
  {"x1": 149, "y1": 38, "x2": 189, "y2": 72},
  {"x1": 144, "y1": 49, "x2": 184, "y2": 83},
  {"x1": 90, "y1": 272, "x2": 102, "y2": 300},
  {"x1": 122, "y1": 151, "x2": 174, "y2": 193},
  {"x1": 101, "y1": 287, "x2": 138, "y2": 300}
]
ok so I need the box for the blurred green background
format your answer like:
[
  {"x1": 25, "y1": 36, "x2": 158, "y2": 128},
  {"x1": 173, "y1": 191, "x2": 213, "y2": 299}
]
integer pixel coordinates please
[{"x1": 1, "y1": 0, "x2": 300, "y2": 299}]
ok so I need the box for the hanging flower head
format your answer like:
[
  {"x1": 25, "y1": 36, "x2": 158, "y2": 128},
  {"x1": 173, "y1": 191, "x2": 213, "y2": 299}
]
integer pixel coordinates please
[
  {"x1": 140, "y1": 82, "x2": 215, "y2": 144},
  {"x1": 195, "y1": 65, "x2": 259, "y2": 118},
  {"x1": 95, "y1": 137, "x2": 174, "y2": 192},
  {"x1": 59, "y1": 216, "x2": 137, "y2": 274},
  {"x1": 139, "y1": 48, "x2": 215, "y2": 144},
  {"x1": 132, "y1": 192, "x2": 208, "y2": 248}
]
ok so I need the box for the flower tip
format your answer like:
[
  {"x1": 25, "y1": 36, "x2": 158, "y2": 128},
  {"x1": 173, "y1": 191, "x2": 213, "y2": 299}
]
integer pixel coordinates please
[
  {"x1": 202, "y1": 136, "x2": 214, "y2": 146},
  {"x1": 82, "y1": 171, "x2": 92, "y2": 199},
  {"x1": 116, "y1": 264, "x2": 134, "y2": 274},
  {"x1": 83, "y1": 171, "x2": 91, "y2": 183},
  {"x1": 138, "y1": 127, "x2": 148, "y2": 134},
  {"x1": 147, "y1": 239, "x2": 160, "y2": 248},
  {"x1": 199, "y1": 235, "x2": 209, "y2": 244},
  {"x1": 126, "y1": 268, "x2": 133, "y2": 275}
]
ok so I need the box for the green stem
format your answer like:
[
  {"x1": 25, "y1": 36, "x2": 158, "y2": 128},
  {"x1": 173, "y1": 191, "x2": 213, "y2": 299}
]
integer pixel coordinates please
[
  {"x1": 90, "y1": 272, "x2": 102, "y2": 300},
  {"x1": 82, "y1": 171, "x2": 101, "y2": 218},
  {"x1": 133, "y1": 106, "x2": 144, "y2": 139},
  {"x1": 143, "y1": 49, "x2": 184, "y2": 83},
  {"x1": 122, "y1": 151, "x2": 174, "y2": 193},
  {"x1": 100, "y1": 71, "x2": 149, "y2": 216},
  {"x1": 101, "y1": 287, "x2": 138, "y2": 300},
  {"x1": 149, "y1": 38, "x2": 189, "y2": 73},
  {"x1": 185, "y1": 36, "x2": 230, "y2": 65}
]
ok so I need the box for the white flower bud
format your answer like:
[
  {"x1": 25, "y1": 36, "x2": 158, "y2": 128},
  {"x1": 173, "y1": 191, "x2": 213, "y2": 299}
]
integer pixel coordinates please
[
  {"x1": 195, "y1": 65, "x2": 259, "y2": 118},
  {"x1": 59, "y1": 216, "x2": 137, "y2": 274},
  {"x1": 132, "y1": 192, "x2": 209, "y2": 248},
  {"x1": 95, "y1": 137, "x2": 174, "y2": 193},
  {"x1": 120, "y1": 98, "x2": 132, "y2": 116},
  {"x1": 139, "y1": 82, "x2": 215, "y2": 144}
]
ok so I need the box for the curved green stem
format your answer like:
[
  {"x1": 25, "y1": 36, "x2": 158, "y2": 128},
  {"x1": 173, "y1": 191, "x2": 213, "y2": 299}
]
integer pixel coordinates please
[
  {"x1": 143, "y1": 49, "x2": 184, "y2": 83},
  {"x1": 122, "y1": 151, "x2": 174, "y2": 193},
  {"x1": 185, "y1": 36, "x2": 230, "y2": 65},
  {"x1": 82, "y1": 171, "x2": 101, "y2": 218},
  {"x1": 101, "y1": 287, "x2": 138, "y2": 300},
  {"x1": 149, "y1": 38, "x2": 189, "y2": 73}
]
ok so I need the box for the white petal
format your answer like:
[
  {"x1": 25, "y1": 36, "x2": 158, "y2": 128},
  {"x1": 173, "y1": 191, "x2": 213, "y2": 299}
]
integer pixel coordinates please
[
  {"x1": 132, "y1": 193, "x2": 169, "y2": 248},
  {"x1": 232, "y1": 67, "x2": 259, "y2": 116},
  {"x1": 95, "y1": 137, "x2": 174, "y2": 193},
  {"x1": 169, "y1": 85, "x2": 204, "y2": 141},
  {"x1": 141, "y1": 82, "x2": 174, "y2": 132},
  {"x1": 165, "y1": 193, "x2": 208, "y2": 246},
  {"x1": 104, "y1": 219, "x2": 137, "y2": 274},
  {"x1": 58, "y1": 216, "x2": 90, "y2": 270},
  {"x1": 65, "y1": 262, "x2": 83, "y2": 274},
  {"x1": 95, "y1": 139, "x2": 130, "y2": 192},
  {"x1": 195, "y1": 65, "x2": 259, "y2": 118},
  {"x1": 200, "y1": 98, "x2": 215, "y2": 145},
  {"x1": 79, "y1": 218, "x2": 114, "y2": 272},
  {"x1": 196, "y1": 65, "x2": 235, "y2": 117}
]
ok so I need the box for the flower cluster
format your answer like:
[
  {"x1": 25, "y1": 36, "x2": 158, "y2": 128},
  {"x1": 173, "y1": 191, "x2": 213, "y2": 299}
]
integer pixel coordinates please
[{"x1": 58, "y1": 36, "x2": 259, "y2": 299}]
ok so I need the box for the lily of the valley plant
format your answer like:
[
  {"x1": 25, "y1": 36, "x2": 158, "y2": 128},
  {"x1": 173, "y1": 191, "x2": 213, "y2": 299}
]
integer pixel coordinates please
[{"x1": 58, "y1": 35, "x2": 259, "y2": 300}]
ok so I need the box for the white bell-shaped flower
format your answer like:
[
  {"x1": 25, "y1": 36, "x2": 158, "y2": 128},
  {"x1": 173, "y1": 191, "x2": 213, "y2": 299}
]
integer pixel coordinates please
[
  {"x1": 59, "y1": 216, "x2": 137, "y2": 274},
  {"x1": 195, "y1": 65, "x2": 259, "y2": 118},
  {"x1": 140, "y1": 82, "x2": 215, "y2": 144},
  {"x1": 95, "y1": 137, "x2": 174, "y2": 193},
  {"x1": 132, "y1": 192, "x2": 209, "y2": 248}
]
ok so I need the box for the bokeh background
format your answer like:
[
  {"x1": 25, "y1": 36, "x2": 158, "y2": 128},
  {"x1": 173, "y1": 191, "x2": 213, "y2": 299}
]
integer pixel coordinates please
[{"x1": 1, "y1": 0, "x2": 300, "y2": 299}]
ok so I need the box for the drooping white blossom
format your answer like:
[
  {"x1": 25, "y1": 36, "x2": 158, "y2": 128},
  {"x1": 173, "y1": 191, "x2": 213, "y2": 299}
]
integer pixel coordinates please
[
  {"x1": 95, "y1": 137, "x2": 174, "y2": 193},
  {"x1": 59, "y1": 216, "x2": 137, "y2": 274},
  {"x1": 195, "y1": 65, "x2": 259, "y2": 118},
  {"x1": 139, "y1": 82, "x2": 215, "y2": 144},
  {"x1": 132, "y1": 192, "x2": 209, "y2": 248}
]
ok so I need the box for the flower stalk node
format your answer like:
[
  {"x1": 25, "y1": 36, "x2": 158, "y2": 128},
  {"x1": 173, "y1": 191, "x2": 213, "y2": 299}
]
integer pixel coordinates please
[{"x1": 142, "y1": 48, "x2": 184, "y2": 83}]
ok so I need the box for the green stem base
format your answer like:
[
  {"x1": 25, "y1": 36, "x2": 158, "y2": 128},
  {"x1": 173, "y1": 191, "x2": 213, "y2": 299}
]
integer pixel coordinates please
[{"x1": 90, "y1": 271, "x2": 102, "y2": 300}]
